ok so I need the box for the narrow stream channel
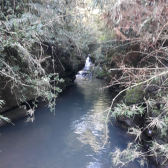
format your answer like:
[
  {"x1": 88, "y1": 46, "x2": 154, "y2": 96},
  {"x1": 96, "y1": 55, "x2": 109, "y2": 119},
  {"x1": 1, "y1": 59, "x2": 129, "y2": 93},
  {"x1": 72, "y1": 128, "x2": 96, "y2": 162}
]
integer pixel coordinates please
[{"x1": 0, "y1": 58, "x2": 151, "y2": 168}]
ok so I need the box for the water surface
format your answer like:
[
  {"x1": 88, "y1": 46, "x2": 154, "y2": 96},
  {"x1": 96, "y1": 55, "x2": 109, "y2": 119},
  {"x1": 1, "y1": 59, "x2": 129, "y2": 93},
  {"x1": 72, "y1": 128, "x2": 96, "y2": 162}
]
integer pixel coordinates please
[{"x1": 0, "y1": 63, "x2": 151, "y2": 168}]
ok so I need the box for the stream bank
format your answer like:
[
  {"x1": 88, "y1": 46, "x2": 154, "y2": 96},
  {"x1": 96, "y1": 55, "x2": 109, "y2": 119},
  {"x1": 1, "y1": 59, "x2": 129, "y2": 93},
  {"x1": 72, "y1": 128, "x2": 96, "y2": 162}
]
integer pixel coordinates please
[{"x1": 91, "y1": 41, "x2": 168, "y2": 167}]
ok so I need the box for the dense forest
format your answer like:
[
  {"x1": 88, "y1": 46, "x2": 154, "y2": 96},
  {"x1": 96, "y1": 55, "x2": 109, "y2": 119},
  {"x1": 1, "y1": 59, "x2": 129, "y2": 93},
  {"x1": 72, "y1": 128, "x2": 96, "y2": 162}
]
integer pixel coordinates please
[{"x1": 1, "y1": 0, "x2": 168, "y2": 167}]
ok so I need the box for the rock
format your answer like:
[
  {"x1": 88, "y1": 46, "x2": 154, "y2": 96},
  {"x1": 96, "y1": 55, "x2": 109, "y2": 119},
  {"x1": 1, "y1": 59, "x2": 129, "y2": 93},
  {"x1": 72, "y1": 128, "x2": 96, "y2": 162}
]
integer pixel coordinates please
[
  {"x1": 64, "y1": 77, "x2": 72, "y2": 86},
  {"x1": 146, "y1": 85, "x2": 159, "y2": 94},
  {"x1": 56, "y1": 82, "x2": 66, "y2": 91},
  {"x1": 117, "y1": 114, "x2": 144, "y2": 128},
  {"x1": 0, "y1": 81, "x2": 35, "y2": 113},
  {"x1": 116, "y1": 122, "x2": 128, "y2": 129},
  {"x1": 0, "y1": 42, "x2": 86, "y2": 113},
  {"x1": 125, "y1": 86, "x2": 145, "y2": 105},
  {"x1": 141, "y1": 132, "x2": 152, "y2": 150},
  {"x1": 117, "y1": 115, "x2": 134, "y2": 127},
  {"x1": 0, "y1": 107, "x2": 27, "y2": 126},
  {"x1": 149, "y1": 153, "x2": 168, "y2": 168}
]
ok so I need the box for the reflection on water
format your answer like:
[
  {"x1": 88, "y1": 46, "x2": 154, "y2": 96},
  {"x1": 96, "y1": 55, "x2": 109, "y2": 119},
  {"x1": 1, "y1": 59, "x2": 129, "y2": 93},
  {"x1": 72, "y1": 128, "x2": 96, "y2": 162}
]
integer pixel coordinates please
[
  {"x1": 0, "y1": 65, "x2": 151, "y2": 168},
  {"x1": 71, "y1": 77, "x2": 109, "y2": 154}
]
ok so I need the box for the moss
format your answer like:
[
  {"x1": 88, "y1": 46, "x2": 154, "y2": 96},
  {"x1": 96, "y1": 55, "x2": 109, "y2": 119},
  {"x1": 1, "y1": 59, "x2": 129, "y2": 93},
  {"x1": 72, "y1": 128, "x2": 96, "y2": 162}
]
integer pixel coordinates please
[
  {"x1": 125, "y1": 87, "x2": 144, "y2": 105},
  {"x1": 95, "y1": 70, "x2": 108, "y2": 79}
]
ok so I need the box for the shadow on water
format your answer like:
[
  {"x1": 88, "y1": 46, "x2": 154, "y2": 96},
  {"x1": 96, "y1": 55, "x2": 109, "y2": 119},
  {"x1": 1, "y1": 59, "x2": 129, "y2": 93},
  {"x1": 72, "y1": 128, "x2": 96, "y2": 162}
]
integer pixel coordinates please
[{"x1": 0, "y1": 57, "x2": 152, "y2": 168}]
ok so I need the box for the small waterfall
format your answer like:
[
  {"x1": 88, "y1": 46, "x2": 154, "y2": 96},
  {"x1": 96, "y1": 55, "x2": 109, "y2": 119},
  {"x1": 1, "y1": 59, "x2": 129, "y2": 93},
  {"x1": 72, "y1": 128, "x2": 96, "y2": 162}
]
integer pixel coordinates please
[
  {"x1": 77, "y1": 55, "x2": 94, "y2": 77},
  {"x1": 83, "y1": 56, "x2": 91, "y2": 71}
]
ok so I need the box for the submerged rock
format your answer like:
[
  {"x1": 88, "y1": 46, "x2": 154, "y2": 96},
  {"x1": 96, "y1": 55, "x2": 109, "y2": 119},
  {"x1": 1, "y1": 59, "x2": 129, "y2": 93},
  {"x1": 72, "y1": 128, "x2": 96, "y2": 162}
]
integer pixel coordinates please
[{"x1": 117, "y1": 114, "x2": 144, "y2": 128}]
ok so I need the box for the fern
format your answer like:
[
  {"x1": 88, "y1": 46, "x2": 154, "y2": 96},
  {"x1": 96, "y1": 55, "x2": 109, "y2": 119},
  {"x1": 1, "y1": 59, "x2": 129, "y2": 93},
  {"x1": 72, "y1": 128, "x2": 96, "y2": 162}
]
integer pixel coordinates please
[
  {"x1": 0, "y1": 115, "x2": 11, "y2": 124},
  {"x1": 111, "y1": 103, "x2": 145, "y2": 119},
  {"x1": 111, "y1": 142, "x2": 147, "y2": 168},
  {"x1": 0, "y1": 100, "x2": 5, "y2": 108}
]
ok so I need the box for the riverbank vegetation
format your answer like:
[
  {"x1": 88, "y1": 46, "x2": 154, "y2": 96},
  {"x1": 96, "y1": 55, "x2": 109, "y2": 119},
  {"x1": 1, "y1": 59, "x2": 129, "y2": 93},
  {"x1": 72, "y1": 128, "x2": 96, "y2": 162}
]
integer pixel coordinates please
[
  {"x1": 92, "y1": 0, "x2": 168, "y2": 167},
  {"x1": 0, "y1": 0, "x2": 96, "y2": 119}
]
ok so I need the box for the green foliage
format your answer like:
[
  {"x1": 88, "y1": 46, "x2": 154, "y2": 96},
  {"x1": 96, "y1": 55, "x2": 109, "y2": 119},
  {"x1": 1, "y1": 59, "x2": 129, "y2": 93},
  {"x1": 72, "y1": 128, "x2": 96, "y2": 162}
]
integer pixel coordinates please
[
  {"x1": 92, "y1": 0, "x2": 168, "y2": 167},
  {"x1": 94, "y1": 68, "x2": 108, "y2": 78},
  {"x1": 128, "y1": 127, "x2": 142, "y2": 141},
  {"x1": 0, "y1": 115, "x2": 11, "y2": 124},
  {"x1": 111, "y1": 143, "x2": 147, "y2": 168},
  {"x1": 0, "y1": 99, "x2": 12, "y2": 124},
  {"x1": 0, "y1": 0, "x2": 96, "y2": 114},
  {"x1": 125, "y1": 87, "x2": 145, "y2": 105},
  {"x1": 111, "y1": 103, "x2": 145, "y2": 119},
  {"x1": 0, "y1": 100, "x2": 5, "y2": 108},
  {"x1": 150, "y1": 141, "x2": 168, "y2": 165}
]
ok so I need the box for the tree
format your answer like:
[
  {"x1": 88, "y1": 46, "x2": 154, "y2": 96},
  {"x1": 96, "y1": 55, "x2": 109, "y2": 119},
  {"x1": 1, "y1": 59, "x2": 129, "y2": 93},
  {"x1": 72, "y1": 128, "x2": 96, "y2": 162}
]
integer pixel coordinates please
[
  {"x1": 94, "y1": 0, "x2": 168, "y2": 167},
  {"x1": 0, "y1": 0, "x2": 96, "y2": 118}
]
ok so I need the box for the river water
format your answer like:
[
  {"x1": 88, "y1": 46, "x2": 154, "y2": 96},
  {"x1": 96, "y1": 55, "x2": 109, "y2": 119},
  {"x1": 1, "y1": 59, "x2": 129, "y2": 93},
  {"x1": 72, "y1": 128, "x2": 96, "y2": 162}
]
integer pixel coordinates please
[{"x1": 0, "y1": 58, "x2": 151, "y2": 168}]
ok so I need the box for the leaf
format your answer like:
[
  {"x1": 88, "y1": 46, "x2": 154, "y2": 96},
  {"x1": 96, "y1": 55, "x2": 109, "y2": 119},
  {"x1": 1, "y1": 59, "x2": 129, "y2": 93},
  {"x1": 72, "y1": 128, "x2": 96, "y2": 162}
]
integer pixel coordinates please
[
  {"x1": 27, "y1": 109, "x2": 34, "y2": 116},
  {"x1": 16, "y1": 5, "x2": 19, "y2": 10}
]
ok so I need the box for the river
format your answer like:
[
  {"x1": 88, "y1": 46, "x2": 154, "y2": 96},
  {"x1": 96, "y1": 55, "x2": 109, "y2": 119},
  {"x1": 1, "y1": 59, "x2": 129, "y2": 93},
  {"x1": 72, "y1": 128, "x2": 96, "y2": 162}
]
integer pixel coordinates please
[{"x1": 0, "y1": 58, "x2": 151, "y2": 168}]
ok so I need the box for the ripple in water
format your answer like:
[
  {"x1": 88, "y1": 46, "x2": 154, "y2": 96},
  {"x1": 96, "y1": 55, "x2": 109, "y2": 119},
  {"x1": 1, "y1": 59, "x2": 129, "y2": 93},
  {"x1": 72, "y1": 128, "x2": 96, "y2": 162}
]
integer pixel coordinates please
[{"x1": 0, "y1": 57, "x2": 151, "y2": 168}]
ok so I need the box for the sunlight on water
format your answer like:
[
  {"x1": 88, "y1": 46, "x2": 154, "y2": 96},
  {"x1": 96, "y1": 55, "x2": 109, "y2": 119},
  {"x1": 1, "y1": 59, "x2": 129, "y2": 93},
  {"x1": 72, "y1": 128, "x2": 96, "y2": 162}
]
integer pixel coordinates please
[{"x1": 0, "y1": 57, "x2": 151, "y2": 168}]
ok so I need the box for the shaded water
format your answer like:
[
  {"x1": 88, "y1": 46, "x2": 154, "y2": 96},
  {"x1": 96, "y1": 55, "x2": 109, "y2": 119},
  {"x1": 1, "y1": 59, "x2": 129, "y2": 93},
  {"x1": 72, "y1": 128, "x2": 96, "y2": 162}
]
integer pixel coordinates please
[{"x1": 0, "y1": 59, "x2": 151, "y2": 168}]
